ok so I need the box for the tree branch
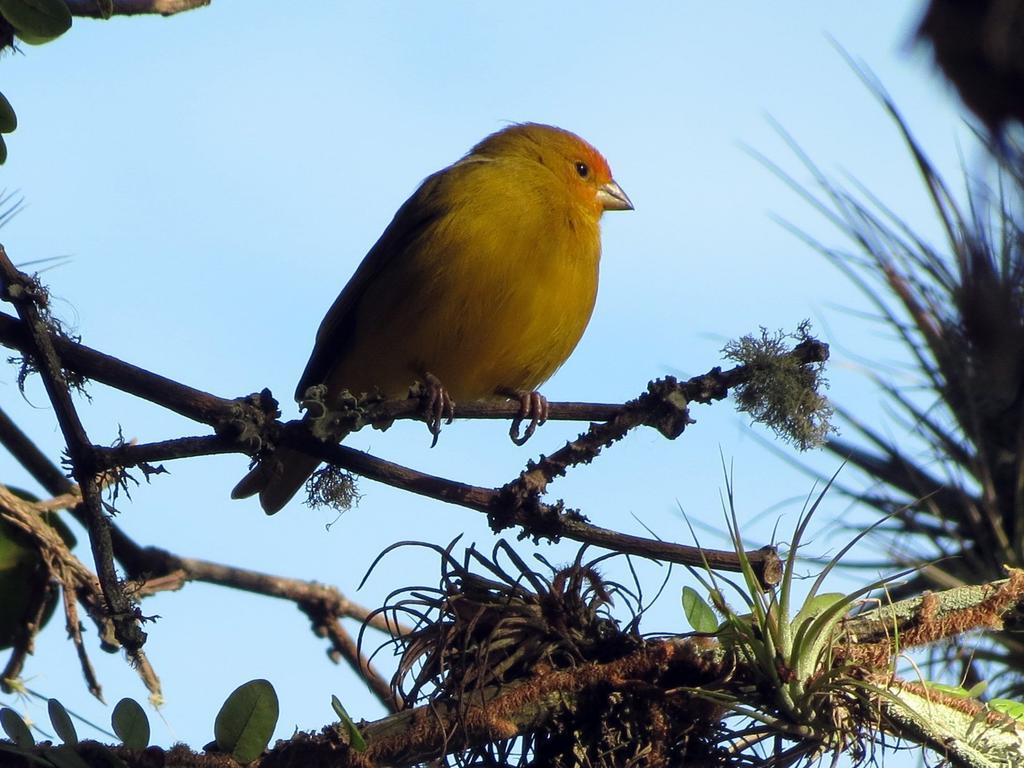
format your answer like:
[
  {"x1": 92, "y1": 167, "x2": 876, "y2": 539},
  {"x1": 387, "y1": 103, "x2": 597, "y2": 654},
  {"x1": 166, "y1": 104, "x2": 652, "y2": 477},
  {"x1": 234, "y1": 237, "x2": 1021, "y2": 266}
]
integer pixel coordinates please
[
  {"x1": 0, "y1": 297, "x2": 826, "y2": 588},
  {"x1": 0, "y1": 404, "x2": 407, "y2": 707},
  {"x1": 0, "y1": 250, "x2": 145, "y2": 655},
  {"x1": 0, "y1": 405, "x2": 70, "y2": 494},
  {"x1": 0, "y1": 310, "x2": 236, "y2": 426},
  {"x1": 0, "y1": 404, "x2": 178, "y2": 579},
  {"x1": 0, "y1": 485, "x2": 131, "y2": 700},
  {"x1": 91, "y1": 429, "x2": 784, "y2": 584},
  {"x1": 318, "y1": 617, "x2": 401, "y2": 713},
  {"x1": 135, "y1": 555, "x2": 403, "y2": 712},
  {"x1": 841, "y1": 569, "x2": 1024, "y2": 663},
  {"x1": 64, "y1": 0, "x2": 210, "y2": 18},
  {"x1": 134, "y1": 554, "x2": 406, "y2": 637}
]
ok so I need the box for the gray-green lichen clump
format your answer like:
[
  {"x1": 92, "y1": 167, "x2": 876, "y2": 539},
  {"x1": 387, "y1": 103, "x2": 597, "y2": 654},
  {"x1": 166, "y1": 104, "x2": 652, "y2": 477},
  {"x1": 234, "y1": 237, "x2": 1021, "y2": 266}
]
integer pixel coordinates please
[{"x1": 722, "y1": 321, "x2": 835, "y2": 450}]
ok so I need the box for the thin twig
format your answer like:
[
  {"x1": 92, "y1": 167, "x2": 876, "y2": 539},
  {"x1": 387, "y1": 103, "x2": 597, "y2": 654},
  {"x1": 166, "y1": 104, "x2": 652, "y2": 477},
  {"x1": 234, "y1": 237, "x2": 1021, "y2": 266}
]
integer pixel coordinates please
[
  {"x1": 0, "y1": 404, "x2": 181, "y2": 579},
  {"x1": 0, "y1": 404, "x2": 402, "y2": 701},
  {"x1": 0, "y1": 249, "x2": 145, "y2": 653},
  {"x1": 0, "y1": 485, "x2": 117, "y2": 699},
  {"x1": 136, "y1": 555, "x2": 405, "y2": 636},
  {"x1": 0, "y1": 309, "x2": 783, "y2": 433},
  {"x1": 0, "y1": 405, "x2": 70, "y2": 494},
  {"x1": 94, "y1": 427, "x2": 781, "y2": 582},
  {"x1": 0, "y1": 310, "x2": 237, "y2": 426},
  {"x1": 510, "y1": 340, "x2": 827, "y2": 496},
  {"x1": 62, "y1": 583, "x2": 102, "y2": 700}
]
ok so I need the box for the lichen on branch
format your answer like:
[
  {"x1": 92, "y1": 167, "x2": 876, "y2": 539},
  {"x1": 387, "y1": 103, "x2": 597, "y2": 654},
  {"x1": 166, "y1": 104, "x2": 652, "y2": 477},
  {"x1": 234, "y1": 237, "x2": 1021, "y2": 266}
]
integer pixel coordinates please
[{"x1": 722, "y1": 321, "x2": 835, "y2": 450}]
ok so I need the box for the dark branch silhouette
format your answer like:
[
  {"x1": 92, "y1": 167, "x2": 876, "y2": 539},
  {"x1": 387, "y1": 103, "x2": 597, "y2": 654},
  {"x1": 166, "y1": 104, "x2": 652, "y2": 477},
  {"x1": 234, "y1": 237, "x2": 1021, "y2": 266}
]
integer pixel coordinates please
[{"x1": 0, "y1": 262, "x2": 829, "y2": 586}]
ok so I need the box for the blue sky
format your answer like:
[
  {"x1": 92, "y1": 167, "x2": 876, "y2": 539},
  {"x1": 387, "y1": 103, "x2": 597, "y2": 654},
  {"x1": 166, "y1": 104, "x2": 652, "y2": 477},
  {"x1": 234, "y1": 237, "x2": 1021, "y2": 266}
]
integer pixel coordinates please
[{"x1": 1, "y1": 1, "x2": 973, "y2": 759}]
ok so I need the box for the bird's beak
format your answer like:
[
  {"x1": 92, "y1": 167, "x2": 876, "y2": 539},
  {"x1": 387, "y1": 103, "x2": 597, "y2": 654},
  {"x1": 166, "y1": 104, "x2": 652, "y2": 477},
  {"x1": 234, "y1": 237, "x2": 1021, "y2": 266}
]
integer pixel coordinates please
[{"x1": 597, "y1": 180, "x2": 634, "y2": 211}]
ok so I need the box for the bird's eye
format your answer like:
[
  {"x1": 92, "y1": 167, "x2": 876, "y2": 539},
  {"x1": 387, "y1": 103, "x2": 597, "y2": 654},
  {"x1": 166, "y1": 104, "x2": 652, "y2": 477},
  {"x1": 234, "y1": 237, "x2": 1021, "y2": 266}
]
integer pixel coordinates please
[{"x1": 575, "y1": 161, "x2": 589, "y2": 178}]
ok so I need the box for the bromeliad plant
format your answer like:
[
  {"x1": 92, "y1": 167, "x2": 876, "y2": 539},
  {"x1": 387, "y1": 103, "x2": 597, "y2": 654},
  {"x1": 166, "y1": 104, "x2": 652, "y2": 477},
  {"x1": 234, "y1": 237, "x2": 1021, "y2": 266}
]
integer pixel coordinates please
[
  {"x1": 681, "y1": 473, "x2": 908, "y2": 766},
  {"x1": 762, "y1": 69, "x2": 1024, "y2": 694},
  {"x1": 680, "y1": 469, "x2": 1024, "y2": 768}
]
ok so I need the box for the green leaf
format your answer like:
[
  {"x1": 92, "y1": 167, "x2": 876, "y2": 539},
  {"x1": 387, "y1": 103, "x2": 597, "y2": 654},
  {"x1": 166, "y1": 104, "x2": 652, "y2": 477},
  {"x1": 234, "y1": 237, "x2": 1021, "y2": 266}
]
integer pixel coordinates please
[
  {"x1": 47, "y1": 699, "x2": 77, "y2": 746},
  {"x1": 921, "y1": 681, "x2": 971, "y2": 698},
  {"x1": 330, "y1": 695, "x2": 366, "y2": 753},
  {"x1": 792, "y1": 590, "x2": 859, "y2": 680},
  {"x1": 0, "y1": 520, "x2": 34, "y2": 572},
  {"x1": 214, "y1": 679, "x2": 279, "y2": 764},
  {"x1": 0, "y1": 0, "x2": 71, "y2": 42},
  {"x1": 789, "y1": 592, "x2": 850, "y2": 673},
  {"x1": 792, "y1": 592, "x2": 846, "y2": 630},
  {"x1": 965, "y1": 680, "x2": 987, "y2": 699},
  {"x1": 681, "y1": 586, "x2": 718, "y2": 633},
  {"x1": 43, "y1": 745, "x2": 92, "y2": 768},
  {"x1": 989, "y1": 698, "x2": 1024, "y2": 721},
  {"x1": 0, "y1": 707, "x2": 33, "y2": 747},
  {"x1": 0, "y1": 135, "x2": 6, "y2": 164},
  {"x1": 111, "y1": 698, "x2": 149, "y2": 750},
  {"x1": 0, "y1": 91, "x2": 15, "y2": 133}
]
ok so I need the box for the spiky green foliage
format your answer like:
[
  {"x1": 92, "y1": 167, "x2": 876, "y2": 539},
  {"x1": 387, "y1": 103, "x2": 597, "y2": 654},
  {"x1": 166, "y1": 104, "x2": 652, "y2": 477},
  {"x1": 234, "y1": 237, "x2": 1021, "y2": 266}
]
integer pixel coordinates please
[
  {"x1": 681, "y1": 473, "x2": 906, "y2": 768},
  {"x1": 764, "y1": 76, "x2": 1024, "y2": 691}
]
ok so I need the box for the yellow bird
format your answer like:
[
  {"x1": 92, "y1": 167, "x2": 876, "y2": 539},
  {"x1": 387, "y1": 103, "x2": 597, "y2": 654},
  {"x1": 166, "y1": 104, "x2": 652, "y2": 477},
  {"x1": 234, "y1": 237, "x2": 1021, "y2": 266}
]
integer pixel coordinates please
[{"x1": 233, "y1": 123, "x2": 632, "y2": 513}]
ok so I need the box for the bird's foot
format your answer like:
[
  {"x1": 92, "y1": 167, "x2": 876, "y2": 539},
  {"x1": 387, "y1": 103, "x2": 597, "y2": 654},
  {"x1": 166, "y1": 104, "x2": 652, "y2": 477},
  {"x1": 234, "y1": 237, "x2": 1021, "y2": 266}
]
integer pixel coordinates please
[
  {"x1": 500, "y1": 387, "x2": 549, "y2": 446},
  {"x1": 417, "y1": 373, "x2": 455, "y2": 447}
]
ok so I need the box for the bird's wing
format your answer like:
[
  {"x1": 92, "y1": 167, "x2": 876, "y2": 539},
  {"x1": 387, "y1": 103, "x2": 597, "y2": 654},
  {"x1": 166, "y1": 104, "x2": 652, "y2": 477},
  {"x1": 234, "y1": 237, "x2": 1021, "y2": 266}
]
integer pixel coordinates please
[{"x1": 294, "y1": 172, "x2": 445, "y2": 400}]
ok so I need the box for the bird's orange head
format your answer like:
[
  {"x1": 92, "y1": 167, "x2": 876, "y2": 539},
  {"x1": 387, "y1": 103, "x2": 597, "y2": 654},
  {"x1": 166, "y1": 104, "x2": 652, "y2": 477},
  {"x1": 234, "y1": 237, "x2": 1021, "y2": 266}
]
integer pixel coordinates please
[{"x1": 468, "y1": 123, "x2": 633, "y2": 219}]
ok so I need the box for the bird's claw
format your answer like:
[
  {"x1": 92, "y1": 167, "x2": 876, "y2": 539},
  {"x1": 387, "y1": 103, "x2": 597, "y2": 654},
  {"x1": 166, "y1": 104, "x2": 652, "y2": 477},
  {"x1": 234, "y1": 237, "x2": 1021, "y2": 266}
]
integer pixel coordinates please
[
  {"x1": 420, "y1": 373, "x2": 455, "y2": 447},
  {"x1": 505, "y1": 389, "x2": 549, "y2": 446}
]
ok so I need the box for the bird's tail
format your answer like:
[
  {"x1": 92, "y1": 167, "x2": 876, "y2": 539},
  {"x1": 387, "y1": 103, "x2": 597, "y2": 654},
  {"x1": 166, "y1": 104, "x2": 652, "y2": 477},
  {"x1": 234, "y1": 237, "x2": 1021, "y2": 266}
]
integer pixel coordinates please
[{"x1": 230, "y1": 448, "x2": 321, "y2": 514}]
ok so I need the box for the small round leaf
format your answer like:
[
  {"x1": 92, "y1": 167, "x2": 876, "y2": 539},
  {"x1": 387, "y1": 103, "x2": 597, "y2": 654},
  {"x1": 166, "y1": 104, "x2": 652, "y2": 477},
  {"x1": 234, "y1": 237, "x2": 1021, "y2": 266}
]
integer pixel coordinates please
[
  {"x1": 0, "y1": 91, "x2": 15, "y2": 133},
  {"x1": 47, "y1": 699, "x2": 77, "y2": 746},
  {"x1": 214, "y1": 679, "x2": 279, "y2": 764},
  {"x1": 111, "y1": 698, "x2": 149, "y2": 750},
  {"x1": 0, "y1": 707, "x2": 33, "y2": 747},
  {"x1": 681, "y1": 586, "x2": 718, "y2": 633},
  {"x1": 0, "y1": 0, "x2": 71, "y2": 42}
]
